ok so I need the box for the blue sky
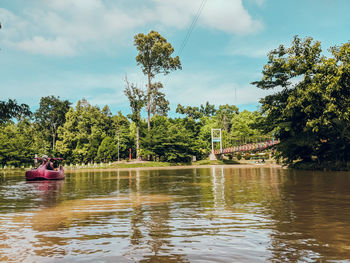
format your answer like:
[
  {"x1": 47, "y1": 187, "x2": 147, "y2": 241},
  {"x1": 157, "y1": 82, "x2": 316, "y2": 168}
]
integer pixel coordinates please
[{"x1": 0, "y1": 0, "x2": 349, "y2": 116}]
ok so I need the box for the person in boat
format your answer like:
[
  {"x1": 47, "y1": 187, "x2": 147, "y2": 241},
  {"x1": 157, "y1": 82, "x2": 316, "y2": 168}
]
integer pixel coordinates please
[
  {"x1": 52, "y1": 160, "x2": 59, "y2": 171},
  {"x1": 47, "y1": 159, "x2": 55, "y2": 170}
]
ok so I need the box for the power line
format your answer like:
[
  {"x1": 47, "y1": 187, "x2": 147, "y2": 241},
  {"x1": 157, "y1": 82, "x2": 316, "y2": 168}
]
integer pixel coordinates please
[
  {"x1": 178, "y1": 0, "x2": 207, "y2": 56},
  {"x1": 178, "y1": 0, "x2": 206, "y2": 55}
]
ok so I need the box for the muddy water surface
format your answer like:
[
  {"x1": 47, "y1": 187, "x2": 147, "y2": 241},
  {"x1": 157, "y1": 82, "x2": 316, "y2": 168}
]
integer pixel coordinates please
[{"x1": 1, "y1": 167, "x2": 350, "y2": 262}]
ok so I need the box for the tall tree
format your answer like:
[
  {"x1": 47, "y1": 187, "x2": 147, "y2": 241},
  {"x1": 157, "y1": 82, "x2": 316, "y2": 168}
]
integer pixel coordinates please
[
  {"x1": 134, "y1": 30, "x2": 181, "y2": 129},
  {"x1": 252, "y1": 36, "x2": 350, "y2": 168},
  {"x1": 149, "y1": 82, "x2": 170, "y2": 117},
  {"x1": 34, "y1": 96, "x2": 71, "y2": 151},
  {"x1": 0, "y1": 99, "x2": 31, "y2": 124},
  {"x1": 113, "y1": 111, "x2": 132, "y2": 160},
  {"x1": 124, "y1": 77, "x2": 145, "y2": 159}
]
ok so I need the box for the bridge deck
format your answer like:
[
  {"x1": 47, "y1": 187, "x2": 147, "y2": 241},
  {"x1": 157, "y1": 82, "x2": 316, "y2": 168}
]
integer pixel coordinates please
[{"x1": 213, "y1": 139, "x2": 279, "y2": 155}]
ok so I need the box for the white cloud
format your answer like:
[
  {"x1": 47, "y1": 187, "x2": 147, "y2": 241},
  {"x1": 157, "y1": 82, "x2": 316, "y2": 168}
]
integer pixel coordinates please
[
  {"x1": 13, "y1": 36, "x2": 76, "y2": 56},
  {"x1": 0, "y1": 8, "x2": 29, "y2": 40},
  {"x1": 153, "y1": 0, "x2": 263, "y2": 34},
  {"x1": 247, "y1": 0, "x2": 265, "y2": 6},
  {"x1": 200, "y1": 0, "x2": 263, "y2": 34},
  {"x1": 1, "y1": 0, "x2": 263, "y2": 56}
]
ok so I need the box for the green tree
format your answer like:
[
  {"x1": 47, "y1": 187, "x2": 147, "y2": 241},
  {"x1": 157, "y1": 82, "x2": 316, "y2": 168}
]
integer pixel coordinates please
[
  {"x1": 253, "y1": 36, "x2": 350, "y2": 168},
  {"x1": 134, "y1": 30, "x2": 181, "y2": 130},
  {"x1": 215, "y1": 104, "x2": 239, "y2": 132},
  {"x1": 0, "y1": 99, "x2": 31, "y2": 124},
  {"x1": 56, "y1": 99, "x2": 114, "y2": 164},
  {"x1": 142, "y1": 116, "x2": 201, "y2": 162},
  {"x1": 34, "y1": 96, "x2": 71, "y2": 151},
  {"x1": 176, "y1": 104, "x2": 202, "y2": 119},
  {"x1": 0, "y1": 120, "x2": 37, "y2": 166},
  {"x1": 114, "y1": 111, "x2": 132, "y2": 160},
  {"x1": 230, "y1": 110, "x2": 266, "y2": 144},
  {"x1": 97, "y1": 136, "x2": 118, "y2": 162},
  {"x1": 200, "y1": 101, "x2": 216, "y2": 117},
  {"x1": 124, "y1": 78, "x2": 145, "y2": 159},
  {"x1": 149, "y1": 82, "x2": 170, "y2": 117}
]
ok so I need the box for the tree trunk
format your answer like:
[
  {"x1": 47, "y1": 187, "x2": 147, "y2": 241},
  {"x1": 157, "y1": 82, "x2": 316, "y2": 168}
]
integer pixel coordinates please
[
  {"x1": 52, "y1": 132, "x2": 56, "y2": 151},
  {"x1": 136, "y1": 125, "x2": 140, "y2": 160},
  {"x1": 147, "y1": 72, "x2": 151, "y2": 131}
]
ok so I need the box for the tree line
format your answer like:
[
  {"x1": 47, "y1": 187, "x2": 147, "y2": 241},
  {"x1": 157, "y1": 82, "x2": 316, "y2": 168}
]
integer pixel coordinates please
[
  {"x1": 0, "y1": 95, "x2": 265, "y2": 166},
  {"x1": 1, "y1": 32, "x2": 349, "y2": 169}
]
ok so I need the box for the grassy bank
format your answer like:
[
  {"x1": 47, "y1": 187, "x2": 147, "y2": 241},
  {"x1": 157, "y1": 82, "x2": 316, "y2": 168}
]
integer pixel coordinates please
[
  {"x1": 71, "y1": 159, "x2": 241, "y2": 170},
  {"x1": 0, "y1": 159, "x2": 241, "y2": 172}
]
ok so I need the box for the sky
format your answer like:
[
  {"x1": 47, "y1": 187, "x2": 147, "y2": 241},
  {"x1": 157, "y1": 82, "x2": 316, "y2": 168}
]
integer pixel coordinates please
[{"x1": 0, "y1": 0, "x2": 349, "y2": 116}]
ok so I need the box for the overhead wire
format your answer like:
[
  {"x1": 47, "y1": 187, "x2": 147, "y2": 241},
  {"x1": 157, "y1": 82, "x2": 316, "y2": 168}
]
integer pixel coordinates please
[
  {"x1": 178, "y1": 0, "x2": 207, "y2": 56},
  {"x1": 161, "y1": 0, "x2": 207, "y2": 112}
]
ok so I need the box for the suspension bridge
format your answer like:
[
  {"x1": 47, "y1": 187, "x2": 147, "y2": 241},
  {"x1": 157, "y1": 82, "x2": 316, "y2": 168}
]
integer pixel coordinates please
[
  {"x1": 211, "y1": 128, "x2": 279, "y2": 155},
  {"x1": 212, "y1": 139, "x2": 280, "y2": 155}
]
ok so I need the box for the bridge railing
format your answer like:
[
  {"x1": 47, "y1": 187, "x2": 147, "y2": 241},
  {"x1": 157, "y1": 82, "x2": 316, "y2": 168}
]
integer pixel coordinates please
[{"x1": 213, "y1": 139, "x2": 280, "y2": 154}]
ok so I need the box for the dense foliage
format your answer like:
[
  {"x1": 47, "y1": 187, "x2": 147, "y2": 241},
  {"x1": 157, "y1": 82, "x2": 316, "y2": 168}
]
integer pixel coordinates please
[
  {"x1": 34, "y1": 96, "x2": 71, "y2": 150},
  {"x1": 0, "y1": 96, "x2": 264, "y2": 166},
  {"x1": 253, "y1": 36, "x2": 350, "y2": 169}
]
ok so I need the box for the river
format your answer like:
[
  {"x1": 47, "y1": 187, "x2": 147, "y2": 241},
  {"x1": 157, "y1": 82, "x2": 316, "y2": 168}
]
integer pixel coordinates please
[{"x1": 1, "y1": 166, "x2": 350, "y2": 262}]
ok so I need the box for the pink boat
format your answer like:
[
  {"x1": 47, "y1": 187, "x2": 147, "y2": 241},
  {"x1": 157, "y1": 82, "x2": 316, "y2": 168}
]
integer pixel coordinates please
[{"x1": 26, "y1": 158, "x2": 65, "y2": 181}]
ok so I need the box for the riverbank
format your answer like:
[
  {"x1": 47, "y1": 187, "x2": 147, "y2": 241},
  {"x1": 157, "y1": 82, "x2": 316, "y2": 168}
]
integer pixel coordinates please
[
  {"x1": 67, "y1": 163, "x2": 282, "y2": 173},
  {"x1": 0, "y1": 159, "x2": 282, "y2": 174},
  {"x1": 62, "y1": 159, "x2": 281, "y2": 172}
]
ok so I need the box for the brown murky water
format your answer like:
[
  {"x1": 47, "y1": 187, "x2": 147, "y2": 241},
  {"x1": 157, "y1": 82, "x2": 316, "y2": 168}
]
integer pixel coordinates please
[{"x1": 1, "y1": 167, "x2": 350, "y2": 262}]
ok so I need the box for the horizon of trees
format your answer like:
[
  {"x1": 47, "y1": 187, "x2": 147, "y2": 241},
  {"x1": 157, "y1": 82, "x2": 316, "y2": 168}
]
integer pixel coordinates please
[{"x1": 0, "y1": 96, "x2": 266, "y2": 166}]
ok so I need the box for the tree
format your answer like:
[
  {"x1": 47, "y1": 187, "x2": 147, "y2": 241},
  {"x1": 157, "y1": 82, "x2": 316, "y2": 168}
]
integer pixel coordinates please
[
  {"x1": 113, "y1": 111, "x2": 132, "y2": 160},
  {"x1": 149, "y1": 82, "x2": 170, "y2": 117},
  {"x1": 215, "y1": 104, "x2": 239, "y2": 132},
  {"x1": 200, "y1": 101, "x2": 216, "y2": 117},
  {"x1": 97, "y1": 136, "x2": 118, "y2": 162},
  {"x1": 176, "y1": 104, "x2": 202, "y2": 119},
  {"x1": 230, "y1": 110, "x2": 266, "y2": 143},
  {"x1": 34, "y1": 96, "x2": 71, "y2": 151},
  {"x1": 134, "y1": 30, "x2": 181, "y2": 130},
  {"x1": 0, "y1": 119, "x2": 38, "y2": 166},
  {"x1": 141, "y1": 116, "x2": 203, "y2": 162},
  {"x1": 124, "y1": 77, "x2": 145, "y2": 159},
  {"x1": 252, "y1": 36, "x2": 350, "y2": 168},
  {"x1": 56, "y1": 99, "x2": 113, "y2": 164},
  {"x1": 0, "y1": 99, "x2": 31, "y2": 124}
]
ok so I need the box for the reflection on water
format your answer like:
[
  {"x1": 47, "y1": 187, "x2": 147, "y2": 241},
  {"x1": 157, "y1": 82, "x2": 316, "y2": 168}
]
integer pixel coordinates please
[{"x1": 1, "y1": 167, "x2": 350, "y2": 262}]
